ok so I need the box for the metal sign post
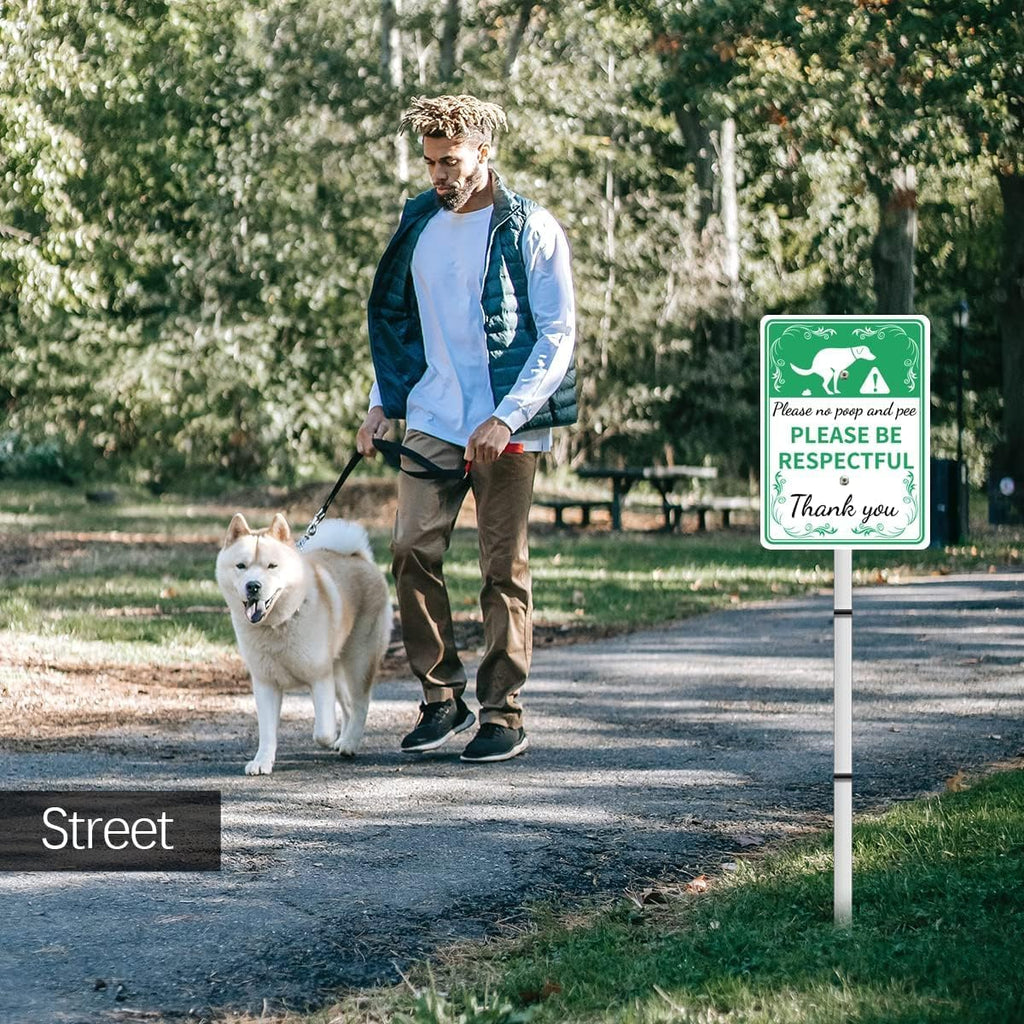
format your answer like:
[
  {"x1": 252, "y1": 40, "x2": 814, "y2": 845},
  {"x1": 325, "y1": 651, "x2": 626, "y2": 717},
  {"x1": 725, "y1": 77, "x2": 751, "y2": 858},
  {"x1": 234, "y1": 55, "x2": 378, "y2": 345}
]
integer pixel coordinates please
[
  {"x1": 760, "y1": 315, "x2": 930, "y2": 925},
  {"x1": 833, "y1": 548, "x2": 853, "y2": 926}
]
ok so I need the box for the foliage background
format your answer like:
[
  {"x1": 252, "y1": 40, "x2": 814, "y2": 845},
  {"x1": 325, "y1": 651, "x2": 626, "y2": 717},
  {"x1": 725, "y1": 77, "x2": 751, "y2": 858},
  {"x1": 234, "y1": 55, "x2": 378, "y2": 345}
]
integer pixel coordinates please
[{"x1": 0, "y1": 0, "x2": 1018, "y2": 490}]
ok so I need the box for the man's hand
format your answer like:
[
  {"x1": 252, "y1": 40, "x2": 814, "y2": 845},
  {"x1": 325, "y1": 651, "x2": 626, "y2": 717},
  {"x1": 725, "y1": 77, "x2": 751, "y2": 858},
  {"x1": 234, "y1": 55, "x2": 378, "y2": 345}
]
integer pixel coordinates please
[
  {"x1": 356, "y1": 406, "x2": 390, "y2": 457},
  {"x1": 465, "y1": 416, "x2": 512, "y2": 465}
]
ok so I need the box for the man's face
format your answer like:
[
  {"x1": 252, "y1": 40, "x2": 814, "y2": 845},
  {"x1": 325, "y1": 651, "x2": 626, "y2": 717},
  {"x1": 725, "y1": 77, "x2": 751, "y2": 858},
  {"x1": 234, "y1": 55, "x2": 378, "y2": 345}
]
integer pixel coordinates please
[{"x1": 423, "y1": 135, "x2": 488, "y2": 212}]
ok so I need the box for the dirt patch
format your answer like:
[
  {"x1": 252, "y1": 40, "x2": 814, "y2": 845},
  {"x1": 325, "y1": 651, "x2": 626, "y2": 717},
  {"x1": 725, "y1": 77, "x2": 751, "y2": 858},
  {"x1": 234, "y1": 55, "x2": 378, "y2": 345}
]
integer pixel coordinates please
[
  {"x1": 0, "y1": 642, "x2": 251, "y2": 746},
  {"x1": 0, "y1": 616, "x2": 629, "y2": 745},
  {"x1": 0, "y1": 495, "x2": 639, "y2": 745}
]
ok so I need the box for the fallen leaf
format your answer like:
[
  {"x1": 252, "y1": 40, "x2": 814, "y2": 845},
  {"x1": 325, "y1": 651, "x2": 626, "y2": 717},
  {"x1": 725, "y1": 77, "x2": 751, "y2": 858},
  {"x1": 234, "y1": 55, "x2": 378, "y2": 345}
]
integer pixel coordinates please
[
  {"x1": 685, "y1": 875, "x2": 709, "y2": 894},
  {"x1": 735, "y1": 834, "x2": 767, "y2": 848},
  {"x1": 519, "y1": 980, "x2": 562, "y2": 1005},
  {"x1": 628, "y1": 886, "x2": 670, "y2": 906},
  {"x1": 946, "y1": 770, "x2": 969, "y2": 792}
]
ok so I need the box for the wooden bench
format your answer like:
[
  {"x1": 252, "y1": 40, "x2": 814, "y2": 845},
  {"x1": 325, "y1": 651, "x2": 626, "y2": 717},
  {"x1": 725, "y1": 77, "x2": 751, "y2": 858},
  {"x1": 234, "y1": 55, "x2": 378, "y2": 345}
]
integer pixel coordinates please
[
  {"x1": 576, "y1": 464, "x2": 718, "y2": 530},
  {"x1": 534, "y1": 497, "x2": 614, "y2": 528},
  {"x1": 661, "y1": 495, "x2": 759, "y2": 531}
]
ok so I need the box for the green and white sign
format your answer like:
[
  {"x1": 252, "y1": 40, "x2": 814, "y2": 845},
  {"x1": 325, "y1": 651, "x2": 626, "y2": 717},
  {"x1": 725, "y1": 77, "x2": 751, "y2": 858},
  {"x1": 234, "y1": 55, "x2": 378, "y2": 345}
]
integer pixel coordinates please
[{"x1": 761, "y1": 315, "x2": 930, "y2": 549}]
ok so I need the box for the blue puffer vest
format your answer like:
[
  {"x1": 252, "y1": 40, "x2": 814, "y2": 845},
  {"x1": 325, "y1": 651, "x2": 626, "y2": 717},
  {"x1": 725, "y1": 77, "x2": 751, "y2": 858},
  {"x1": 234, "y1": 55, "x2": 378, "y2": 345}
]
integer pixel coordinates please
[{"x1": 366, "y1": 172, "x2": 578, "y2": 434}]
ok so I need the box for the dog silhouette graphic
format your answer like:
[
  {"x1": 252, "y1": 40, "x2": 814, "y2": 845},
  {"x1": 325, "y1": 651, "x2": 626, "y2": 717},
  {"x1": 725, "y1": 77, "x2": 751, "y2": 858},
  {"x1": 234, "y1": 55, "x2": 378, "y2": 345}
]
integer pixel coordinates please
[{"x1": 790, "y1": 345, "x2": 875, "y2": 395}]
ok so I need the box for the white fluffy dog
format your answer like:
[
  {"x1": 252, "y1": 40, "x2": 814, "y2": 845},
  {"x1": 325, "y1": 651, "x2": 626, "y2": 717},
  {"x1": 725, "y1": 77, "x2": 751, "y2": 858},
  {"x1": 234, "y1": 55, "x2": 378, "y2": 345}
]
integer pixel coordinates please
[{"x1": 216, "y1": 513, "x2": 392, "y2": 775}]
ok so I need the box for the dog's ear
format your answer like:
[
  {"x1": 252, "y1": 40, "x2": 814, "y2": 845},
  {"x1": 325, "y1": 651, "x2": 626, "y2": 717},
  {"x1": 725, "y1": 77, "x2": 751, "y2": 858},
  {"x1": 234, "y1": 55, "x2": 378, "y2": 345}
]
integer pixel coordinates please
[
  {"x1": 268, "y1": 513, "x2": 292, "y2": 544},
  {"x1": 224, "y1": 513, "x2": 251, "y2": 547}
]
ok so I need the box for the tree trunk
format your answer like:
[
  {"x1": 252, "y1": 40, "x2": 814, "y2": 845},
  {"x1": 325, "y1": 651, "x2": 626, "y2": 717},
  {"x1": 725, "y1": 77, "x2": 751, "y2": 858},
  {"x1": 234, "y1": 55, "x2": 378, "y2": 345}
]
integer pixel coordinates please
[
  {"x1": 670, "y1": 107, "x2": 751, "y2": 470},
  {"x1": 504, "y1": 0, "x2": 534, "y2": 79},
  {"x1": 675, "y1": 107, "x2": 717, "y2": 360},
  {"x1": 717, "y1": 116, "x2": 742, "y2": 346},
  {"x1": 996, "y1": 171, "x2": 1024, "y2": 489},
  {"x1": 381, "y1": 0, "x2": 408, "y2": 183},
  {"x1": 871, "y1": 165, "x2": 917, "y2": 314},
  {"x1": 675, "y1": 107, "x2": 715, "y2": 233},
  {"x1": 381, "y1": 0, "x2": 401, "y2": 85},
  {"x1": 414, "y1": 28, "x2": 429, "y2": 86},
  {"x1": 599, "y1": 53, "x2": 616, "y2": 374},
  {"x1": 439, "y1": 0, "x2": 461, "y2": 83},
  {"x1": 677, "y1": 112, "x2": 743, "y2": 347}
]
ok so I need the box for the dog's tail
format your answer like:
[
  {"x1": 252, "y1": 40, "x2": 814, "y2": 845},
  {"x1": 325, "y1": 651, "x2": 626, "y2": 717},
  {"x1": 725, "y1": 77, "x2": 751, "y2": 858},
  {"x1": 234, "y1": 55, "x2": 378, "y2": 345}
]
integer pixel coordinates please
[
  {"x1": 790, "y1": 362, "x2": 814, "y2": 376},
  {"x1": 300, "y1": 519, "x2": 375, "y2": 562}
]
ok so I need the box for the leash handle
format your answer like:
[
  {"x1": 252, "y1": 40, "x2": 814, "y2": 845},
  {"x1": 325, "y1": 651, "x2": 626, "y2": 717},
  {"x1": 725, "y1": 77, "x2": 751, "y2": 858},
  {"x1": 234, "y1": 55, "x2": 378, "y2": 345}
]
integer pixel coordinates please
[
  {"x1": 373, "y1": 439, "x2": 468, "y2": 480},
  {"x1": 296, "y1": 450, "x2": 364, "y2": 549}
]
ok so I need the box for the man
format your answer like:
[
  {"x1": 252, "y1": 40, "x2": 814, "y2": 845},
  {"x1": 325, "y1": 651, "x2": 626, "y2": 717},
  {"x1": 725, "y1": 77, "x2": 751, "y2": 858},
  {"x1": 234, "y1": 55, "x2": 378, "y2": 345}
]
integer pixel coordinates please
[{"x1": 356, "y1": 94, "x2": 576, "y2": 763}]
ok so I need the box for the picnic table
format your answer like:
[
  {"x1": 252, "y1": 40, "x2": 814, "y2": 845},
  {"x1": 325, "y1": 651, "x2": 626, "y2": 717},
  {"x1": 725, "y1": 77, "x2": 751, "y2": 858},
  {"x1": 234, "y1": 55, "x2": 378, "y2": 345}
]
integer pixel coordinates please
[{"x1": 575, "y1": 464, "x2": 719, "y2": 531}]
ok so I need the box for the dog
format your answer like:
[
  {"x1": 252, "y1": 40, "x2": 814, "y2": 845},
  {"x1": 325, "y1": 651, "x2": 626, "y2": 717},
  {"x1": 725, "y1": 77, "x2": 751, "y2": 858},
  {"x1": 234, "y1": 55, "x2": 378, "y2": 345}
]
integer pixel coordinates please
[
  {"x1": 216, "y1": 513, "x2": 392, "y2": 775},
  {"x1": 791, "y1": 345, "x2": 875, "y2": 395}
]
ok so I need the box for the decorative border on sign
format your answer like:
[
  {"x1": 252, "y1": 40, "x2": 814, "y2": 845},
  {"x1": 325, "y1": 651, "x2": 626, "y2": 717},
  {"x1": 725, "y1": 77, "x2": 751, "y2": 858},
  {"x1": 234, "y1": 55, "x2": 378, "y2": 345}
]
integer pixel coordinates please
[
  {"x1": 770, "y1": 471, "x2": 839, "y2": 538},
  {"x1": 851, "y1": 323, "x2": 920, "y2": 392},
  {"x1": 769, "y1": 325, "x2": 837, "y2": 393},
  {"x1": 850, "y1": 472, "x2": 919, "y2": 538}
]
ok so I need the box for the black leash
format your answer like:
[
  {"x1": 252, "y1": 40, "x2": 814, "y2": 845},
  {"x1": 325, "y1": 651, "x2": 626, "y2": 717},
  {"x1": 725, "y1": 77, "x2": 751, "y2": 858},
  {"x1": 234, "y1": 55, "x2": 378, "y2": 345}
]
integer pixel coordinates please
[
  {"x1": 296, "y1": 450, "x2": 364, "y2": 549},
  {"x1": 295, "y1": 440, "x2": 467, "y2": 549},
  {"x1": 372, "y1": 439, "x2": 468, "y2": 480}
]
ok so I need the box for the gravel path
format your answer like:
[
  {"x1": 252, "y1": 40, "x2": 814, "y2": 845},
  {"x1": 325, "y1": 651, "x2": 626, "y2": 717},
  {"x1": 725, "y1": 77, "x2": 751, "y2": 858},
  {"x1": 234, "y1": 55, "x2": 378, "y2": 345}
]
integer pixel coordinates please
[{"x1": 1, "y1": 570, "x2": 1022, "y2": 1023}]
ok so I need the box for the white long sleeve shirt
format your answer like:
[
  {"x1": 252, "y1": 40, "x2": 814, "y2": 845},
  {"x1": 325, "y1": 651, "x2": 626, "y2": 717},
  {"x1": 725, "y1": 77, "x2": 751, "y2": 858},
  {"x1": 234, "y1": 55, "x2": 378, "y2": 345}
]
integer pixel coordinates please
[{"x1": 368, "y1": 201, "x2": 575, "y2": 452}]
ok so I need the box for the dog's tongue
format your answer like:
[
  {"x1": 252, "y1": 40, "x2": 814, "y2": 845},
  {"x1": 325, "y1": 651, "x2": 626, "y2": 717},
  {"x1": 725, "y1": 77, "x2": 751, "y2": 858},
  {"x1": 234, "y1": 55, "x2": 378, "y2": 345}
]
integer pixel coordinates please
[{"x1": 245, "y1": 600, "x2": 267, "y2": 624}]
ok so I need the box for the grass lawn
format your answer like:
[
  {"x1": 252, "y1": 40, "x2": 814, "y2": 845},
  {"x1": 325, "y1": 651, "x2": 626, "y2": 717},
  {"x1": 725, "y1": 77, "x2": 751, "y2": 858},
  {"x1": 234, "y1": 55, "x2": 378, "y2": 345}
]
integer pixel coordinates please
[
  {"x1": 308, "y1": 767, "x2": 1024, "y2": 1024},
  {"x1": 0, "y1": 481, "x2": 1021, "y2": 654}
]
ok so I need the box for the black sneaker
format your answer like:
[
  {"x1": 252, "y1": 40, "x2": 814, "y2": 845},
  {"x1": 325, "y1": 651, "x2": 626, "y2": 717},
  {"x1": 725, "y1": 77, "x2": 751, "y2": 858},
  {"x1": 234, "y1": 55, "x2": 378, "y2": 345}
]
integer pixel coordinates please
[
  {"x1": 460, "y1": 723, "x2": 529, "y2": 763},
  {"x1": 400, "y1": 698, "x2": 475, "y2": 753}
]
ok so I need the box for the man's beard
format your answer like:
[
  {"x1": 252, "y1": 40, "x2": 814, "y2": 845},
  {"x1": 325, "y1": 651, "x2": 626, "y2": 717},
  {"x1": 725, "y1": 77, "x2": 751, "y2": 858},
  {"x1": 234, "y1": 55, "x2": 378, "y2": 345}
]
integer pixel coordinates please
[{"x1": 438, "y1": 166, "x2": 486, "y2": 211}]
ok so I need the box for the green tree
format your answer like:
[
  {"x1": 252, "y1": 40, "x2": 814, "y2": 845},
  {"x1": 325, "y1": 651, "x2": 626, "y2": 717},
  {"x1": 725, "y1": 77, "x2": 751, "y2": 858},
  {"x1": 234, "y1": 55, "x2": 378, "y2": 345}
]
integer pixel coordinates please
[
  {"x1": 0, "y1": 0, "x2": 1016, "y2": 499},
  {"x1": 1, "y1": 0, "x2": 394, "y2": 485},
  {"x1": 922, "y1": 0, "x2": 1024, "y2": 494}
]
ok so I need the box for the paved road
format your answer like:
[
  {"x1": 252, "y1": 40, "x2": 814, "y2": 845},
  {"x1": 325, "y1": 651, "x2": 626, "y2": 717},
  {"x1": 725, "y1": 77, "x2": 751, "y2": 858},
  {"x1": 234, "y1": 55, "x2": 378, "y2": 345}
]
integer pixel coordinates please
[{"x1": 1, "y1": 571, "x2": 1023, "y2": 1023}]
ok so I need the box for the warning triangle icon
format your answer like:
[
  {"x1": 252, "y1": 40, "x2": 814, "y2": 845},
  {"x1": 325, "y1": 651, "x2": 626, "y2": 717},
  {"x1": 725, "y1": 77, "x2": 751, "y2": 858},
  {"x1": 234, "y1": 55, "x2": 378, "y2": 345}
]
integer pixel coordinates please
[{"x1": 860, "y1": 367, "x2": 890, "y2": 395}]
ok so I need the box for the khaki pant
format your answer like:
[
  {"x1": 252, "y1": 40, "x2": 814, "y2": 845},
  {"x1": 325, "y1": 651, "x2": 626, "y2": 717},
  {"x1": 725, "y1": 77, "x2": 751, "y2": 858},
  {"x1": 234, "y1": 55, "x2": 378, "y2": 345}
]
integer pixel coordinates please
[{"x1": 391, "y1": 430, "x2": 537, "y2": 728}]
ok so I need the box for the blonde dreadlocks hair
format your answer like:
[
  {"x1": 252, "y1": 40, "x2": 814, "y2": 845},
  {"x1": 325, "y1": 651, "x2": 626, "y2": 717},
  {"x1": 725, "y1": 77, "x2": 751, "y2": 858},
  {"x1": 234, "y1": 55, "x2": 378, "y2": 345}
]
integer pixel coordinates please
[{"x1": 399, "y1": 94, "x2": 508, "y2": 144}]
